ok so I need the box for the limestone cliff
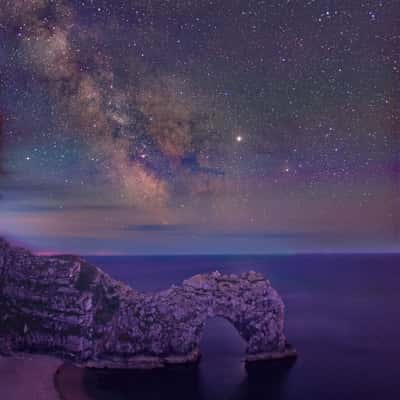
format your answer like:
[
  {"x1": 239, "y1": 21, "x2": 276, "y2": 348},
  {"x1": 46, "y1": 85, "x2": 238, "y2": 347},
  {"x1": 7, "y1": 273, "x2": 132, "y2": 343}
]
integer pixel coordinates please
[{"x1": 0, "y1": 238, "x2": 296, "y2": 369}]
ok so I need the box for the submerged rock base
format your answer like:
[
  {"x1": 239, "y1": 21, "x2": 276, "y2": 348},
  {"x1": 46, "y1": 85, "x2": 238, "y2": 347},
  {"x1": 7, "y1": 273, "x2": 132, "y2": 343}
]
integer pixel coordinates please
[
  {"x1": 0, "y1": 238, "x2": 296, "y2": 369},
  {"x1": 245, "y1": 344, "x2": 298, "y2": 363}
]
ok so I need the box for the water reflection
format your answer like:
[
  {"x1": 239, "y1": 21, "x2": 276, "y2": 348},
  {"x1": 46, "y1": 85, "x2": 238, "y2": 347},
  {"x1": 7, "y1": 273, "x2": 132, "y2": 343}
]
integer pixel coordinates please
[
  {"x1": 240, "y1": 359, "x2": 296, "y2": 400},
  {"x1": 82, "y1": 360, "x2": 294, "y2": 400},
  {"x1": 55, "y1": 359, "x2": 295, "y2": 400}
]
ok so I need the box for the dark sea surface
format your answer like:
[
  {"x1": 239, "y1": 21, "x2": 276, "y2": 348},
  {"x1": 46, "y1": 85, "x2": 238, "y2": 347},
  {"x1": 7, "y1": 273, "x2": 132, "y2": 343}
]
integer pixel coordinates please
[{"x1": 75, "y1": 254, "x2": 400, "y2": 400}]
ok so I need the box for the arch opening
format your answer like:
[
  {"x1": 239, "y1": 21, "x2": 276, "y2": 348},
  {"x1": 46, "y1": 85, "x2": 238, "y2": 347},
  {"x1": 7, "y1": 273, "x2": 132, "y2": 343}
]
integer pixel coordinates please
[
  {"x1": 199, "y1": 316, "x2": 247, "y2": 360},
  {"x1": 197, "y1": 317, "x2": 247, "y2": 398}
]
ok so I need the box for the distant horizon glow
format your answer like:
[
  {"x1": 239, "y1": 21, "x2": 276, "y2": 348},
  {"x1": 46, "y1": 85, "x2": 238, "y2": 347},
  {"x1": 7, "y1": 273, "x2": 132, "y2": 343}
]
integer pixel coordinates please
[{"x1": 4, "y1": 230, "x2": 399, "y2": 256}]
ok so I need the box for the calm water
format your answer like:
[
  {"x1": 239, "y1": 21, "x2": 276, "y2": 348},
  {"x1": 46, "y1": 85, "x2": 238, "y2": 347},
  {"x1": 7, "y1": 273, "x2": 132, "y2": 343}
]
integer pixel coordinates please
[{"x1": 77, "y1": 254, "x2": 400, "y2": 400}]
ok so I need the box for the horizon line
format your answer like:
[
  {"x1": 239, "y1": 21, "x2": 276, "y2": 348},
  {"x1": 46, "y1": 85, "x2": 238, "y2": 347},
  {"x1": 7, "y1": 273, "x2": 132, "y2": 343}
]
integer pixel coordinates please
[{"x1": 36, "y1": 250, "x2": 400, "y2": 257}]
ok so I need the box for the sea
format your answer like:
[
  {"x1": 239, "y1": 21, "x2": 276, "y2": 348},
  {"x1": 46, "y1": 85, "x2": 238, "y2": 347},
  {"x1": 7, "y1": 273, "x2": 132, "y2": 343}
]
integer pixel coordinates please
[{"x1": 58, "y1": 254, "x2": 400, "y2": 400}]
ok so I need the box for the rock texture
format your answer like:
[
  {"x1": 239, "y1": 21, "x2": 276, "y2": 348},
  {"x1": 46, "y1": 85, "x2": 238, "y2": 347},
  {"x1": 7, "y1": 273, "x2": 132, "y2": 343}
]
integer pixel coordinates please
[{"x1": 0, "y1": 238, "x2": 296, "y2": 369}]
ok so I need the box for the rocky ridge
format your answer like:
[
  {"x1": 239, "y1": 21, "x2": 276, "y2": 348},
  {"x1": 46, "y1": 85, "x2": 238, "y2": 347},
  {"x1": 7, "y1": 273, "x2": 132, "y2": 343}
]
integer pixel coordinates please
[{"x1": 0, "y1": 238, "x2": 296, "y2": 369}]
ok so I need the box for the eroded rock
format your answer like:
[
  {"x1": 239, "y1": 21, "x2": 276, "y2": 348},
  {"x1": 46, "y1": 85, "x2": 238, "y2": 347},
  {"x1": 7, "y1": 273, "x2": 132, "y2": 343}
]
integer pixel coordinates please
[{"x1": 0, "y1": 238, "x2": 296, "y2": 369}]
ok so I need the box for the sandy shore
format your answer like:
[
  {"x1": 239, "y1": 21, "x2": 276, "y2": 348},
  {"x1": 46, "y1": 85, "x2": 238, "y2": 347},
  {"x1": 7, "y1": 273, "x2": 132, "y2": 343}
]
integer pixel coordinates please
[{"x1": 0, "y1": 355, "x2": 63, "y2": 400}]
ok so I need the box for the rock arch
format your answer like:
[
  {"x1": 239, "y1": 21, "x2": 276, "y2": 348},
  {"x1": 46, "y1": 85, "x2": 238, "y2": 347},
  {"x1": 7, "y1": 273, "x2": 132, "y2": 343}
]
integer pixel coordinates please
[
  {"x1": 0, "y1": 239, "x2": 296, "y2": 369},
  {"x1": 158, "y1": 271, "x2": 295, "y2": 364}
]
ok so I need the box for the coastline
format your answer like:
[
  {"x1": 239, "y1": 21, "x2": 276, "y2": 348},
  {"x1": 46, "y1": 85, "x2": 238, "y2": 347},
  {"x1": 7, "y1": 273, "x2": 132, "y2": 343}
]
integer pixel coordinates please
[
  {"x1": 54, "y1": 363, "x2": 92, "y2": 400},
  {"x1": 0, "y1": 355, "x2": 62, "y2": 400}
]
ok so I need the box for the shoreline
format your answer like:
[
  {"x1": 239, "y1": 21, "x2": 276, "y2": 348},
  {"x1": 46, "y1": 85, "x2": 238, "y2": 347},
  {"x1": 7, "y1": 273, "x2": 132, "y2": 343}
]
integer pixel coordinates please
[
  {"x1": 54, "y1": 363, "x2": 92, "y2": 400},
  {"x1": 0, "y1": 355, "x2": 62, "y2": 400}
]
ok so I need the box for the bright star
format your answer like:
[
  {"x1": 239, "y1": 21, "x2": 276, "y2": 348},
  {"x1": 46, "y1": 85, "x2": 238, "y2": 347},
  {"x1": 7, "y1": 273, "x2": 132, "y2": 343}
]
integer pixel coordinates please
[{"x1": 236, "y1": 135, "x2": 243, "y2": 142}]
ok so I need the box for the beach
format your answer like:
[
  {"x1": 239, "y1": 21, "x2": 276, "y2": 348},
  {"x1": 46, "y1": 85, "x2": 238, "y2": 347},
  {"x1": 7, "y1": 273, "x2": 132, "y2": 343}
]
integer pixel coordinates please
[{"x1": 0, "y1": 355, "x2": 62, "y2": 400}]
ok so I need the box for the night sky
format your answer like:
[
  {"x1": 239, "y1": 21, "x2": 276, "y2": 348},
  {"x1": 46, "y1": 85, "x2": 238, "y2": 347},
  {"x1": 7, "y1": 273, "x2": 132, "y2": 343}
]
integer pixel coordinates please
[{"x1": 0, "y1": 0, "x2": 399, "y2": 254}]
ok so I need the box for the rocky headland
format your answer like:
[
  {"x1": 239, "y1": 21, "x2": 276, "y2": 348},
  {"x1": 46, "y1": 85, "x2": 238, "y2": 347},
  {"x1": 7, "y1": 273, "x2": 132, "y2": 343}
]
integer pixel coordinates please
[{"x1": 0, "y1": 238, "x2": 296, "y2": 369}]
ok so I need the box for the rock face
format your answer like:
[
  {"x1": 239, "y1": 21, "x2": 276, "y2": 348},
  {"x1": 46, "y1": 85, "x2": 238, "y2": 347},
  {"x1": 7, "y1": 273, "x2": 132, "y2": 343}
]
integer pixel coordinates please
[{"x1": 0, "y1": 238, "x2": 296, "y2": 369}]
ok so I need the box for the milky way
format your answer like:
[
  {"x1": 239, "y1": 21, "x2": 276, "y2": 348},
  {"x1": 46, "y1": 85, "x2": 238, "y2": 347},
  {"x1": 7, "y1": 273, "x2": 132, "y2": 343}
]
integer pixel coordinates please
[{"x1": 0, "y1": 0, "x2": 399, "y2": 254}]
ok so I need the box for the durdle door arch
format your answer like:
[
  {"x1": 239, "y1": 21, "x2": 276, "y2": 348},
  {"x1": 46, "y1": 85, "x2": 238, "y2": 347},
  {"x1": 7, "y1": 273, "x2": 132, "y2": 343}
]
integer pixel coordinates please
[{"x1": 0, "y1": 239, "x2": 297, "y2": 369}]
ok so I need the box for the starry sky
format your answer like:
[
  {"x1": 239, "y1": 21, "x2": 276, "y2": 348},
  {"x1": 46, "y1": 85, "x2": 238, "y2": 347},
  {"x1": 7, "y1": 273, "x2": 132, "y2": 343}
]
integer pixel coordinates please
[{"x1": 0, "y1": 0, "x2": 399, "y2": 255}]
